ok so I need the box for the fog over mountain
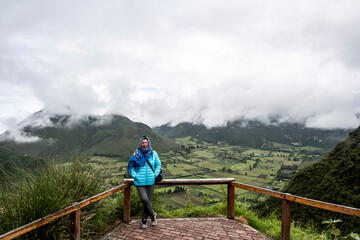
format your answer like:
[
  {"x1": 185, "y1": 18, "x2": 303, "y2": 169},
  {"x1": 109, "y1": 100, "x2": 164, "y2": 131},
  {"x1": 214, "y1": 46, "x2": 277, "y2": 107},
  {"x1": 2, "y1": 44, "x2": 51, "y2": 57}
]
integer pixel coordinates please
[
  {"x1": 0, "y1": 109, "x2": 117, "y2": 142},
  {"x1": 0, "y1": 110, "x2": 177, "y2": 160},
  {"x1": 1, "y1": 0, "x2": 360, "y2": 134}
]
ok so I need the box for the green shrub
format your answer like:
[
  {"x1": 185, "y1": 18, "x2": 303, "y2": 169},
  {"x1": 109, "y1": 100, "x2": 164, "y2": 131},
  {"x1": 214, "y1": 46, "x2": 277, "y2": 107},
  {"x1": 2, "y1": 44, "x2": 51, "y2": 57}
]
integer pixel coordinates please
[{"x1": 0, "y1": 162, "x2": 106, "y2": 239}]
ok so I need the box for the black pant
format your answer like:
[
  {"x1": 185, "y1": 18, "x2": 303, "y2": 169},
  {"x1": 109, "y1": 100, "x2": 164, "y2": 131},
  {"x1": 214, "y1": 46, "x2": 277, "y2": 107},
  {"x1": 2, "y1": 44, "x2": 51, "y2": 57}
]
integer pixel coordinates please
[{"x1": 136, "y1": 185, "x2": 155, "y2": 222}]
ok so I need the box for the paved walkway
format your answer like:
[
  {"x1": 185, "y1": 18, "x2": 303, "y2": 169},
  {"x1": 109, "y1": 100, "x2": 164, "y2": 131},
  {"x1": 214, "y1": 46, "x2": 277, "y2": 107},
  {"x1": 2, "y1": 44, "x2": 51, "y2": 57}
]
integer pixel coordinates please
[{"x1": 98, "y1": 217, "x2": 273, "y2": 240}]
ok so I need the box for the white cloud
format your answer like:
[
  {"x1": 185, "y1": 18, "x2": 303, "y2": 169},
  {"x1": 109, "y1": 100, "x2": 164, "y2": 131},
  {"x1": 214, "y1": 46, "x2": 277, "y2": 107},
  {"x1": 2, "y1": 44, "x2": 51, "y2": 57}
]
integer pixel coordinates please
[{"x1": 1, "y1": 0, "x2": 360, "y2": 135}]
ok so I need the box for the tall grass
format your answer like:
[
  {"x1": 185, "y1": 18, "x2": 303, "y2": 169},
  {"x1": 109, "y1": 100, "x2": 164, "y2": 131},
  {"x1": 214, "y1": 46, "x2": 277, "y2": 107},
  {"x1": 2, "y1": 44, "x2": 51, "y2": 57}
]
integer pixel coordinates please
[
  {"x1": 236, "y1": 204, "x2": 327, "y2": 240},
  {"x1": 0, "y1": 162, "x2": 109, "y2": 239}
]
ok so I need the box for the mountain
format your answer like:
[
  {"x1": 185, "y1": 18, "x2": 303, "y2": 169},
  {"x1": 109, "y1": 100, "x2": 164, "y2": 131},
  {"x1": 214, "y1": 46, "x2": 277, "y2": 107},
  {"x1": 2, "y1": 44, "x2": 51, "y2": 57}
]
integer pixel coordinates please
[
  {"x1": 154, "y1": 120, "x2": 352, "y2": 149},
  {"x1": 0, "y1": 110, "x2": 177, "y2": 162},
  {"x1": 255, "y1": 126, "x2": 360, "y2": 235}
]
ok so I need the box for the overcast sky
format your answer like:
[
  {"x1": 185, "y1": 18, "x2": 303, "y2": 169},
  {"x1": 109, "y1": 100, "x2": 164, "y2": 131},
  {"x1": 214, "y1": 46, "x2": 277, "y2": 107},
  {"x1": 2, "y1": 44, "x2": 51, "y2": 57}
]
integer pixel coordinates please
[{"x1": 1, "y1": 0, "x2": 360, "y2": 135}]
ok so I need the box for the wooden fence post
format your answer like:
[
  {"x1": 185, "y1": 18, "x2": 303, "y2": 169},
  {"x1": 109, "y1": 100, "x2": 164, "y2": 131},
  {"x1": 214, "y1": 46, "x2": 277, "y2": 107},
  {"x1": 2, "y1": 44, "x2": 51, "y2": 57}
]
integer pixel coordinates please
[
  {"x1": 70, "y1": 205, "x2": 81, "y2": 240},
  {"x1": 124, "y1": 185, "x2": 131, "y2": 223},
  {"x1": 281, "y1": 199, "x2": 292, "y2": 240},
  {"x1": 227, "y1": 181, "x2": 235, "y2": 219}
]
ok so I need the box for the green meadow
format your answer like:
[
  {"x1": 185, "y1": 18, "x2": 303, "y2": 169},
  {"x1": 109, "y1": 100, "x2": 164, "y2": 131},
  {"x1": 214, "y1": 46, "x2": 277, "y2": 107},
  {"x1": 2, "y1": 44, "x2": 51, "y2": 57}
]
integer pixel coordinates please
[{"x1": 87, "y1": 136, "x2": 326, "y2": 209}]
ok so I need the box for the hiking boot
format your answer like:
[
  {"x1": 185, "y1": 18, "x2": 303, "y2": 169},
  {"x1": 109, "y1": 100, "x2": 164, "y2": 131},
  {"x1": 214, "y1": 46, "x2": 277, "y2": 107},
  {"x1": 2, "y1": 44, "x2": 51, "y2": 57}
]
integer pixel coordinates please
[{"x1": 151, "y1": 212, "x2": 157, "y2": 227}]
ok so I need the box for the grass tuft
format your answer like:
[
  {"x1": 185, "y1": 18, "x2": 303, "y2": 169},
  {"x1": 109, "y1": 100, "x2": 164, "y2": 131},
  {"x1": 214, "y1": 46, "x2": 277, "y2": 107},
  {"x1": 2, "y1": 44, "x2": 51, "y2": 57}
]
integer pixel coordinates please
[{"x1": 0, "y1": 162, "x2": 110, "y2": 239}]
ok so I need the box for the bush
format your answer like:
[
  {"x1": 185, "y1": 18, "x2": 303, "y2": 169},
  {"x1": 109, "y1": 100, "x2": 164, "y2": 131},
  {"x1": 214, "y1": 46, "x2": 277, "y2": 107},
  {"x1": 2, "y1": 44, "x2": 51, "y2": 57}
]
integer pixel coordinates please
[{"x1": 0, "y1": 162, "x2": 106, "y2": 239}]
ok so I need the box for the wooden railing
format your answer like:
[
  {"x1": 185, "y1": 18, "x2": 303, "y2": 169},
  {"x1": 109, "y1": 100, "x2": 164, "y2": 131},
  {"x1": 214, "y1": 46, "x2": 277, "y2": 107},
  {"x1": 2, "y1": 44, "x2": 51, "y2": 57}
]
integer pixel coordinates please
[
  {"x1": 124, "y1": 179, "x2": 360, "y2": 240},
  {"x1": 1, "y1": 178, "x2": 359, "y2": 240},
  {"x1": 0, "y1": 184, "x2": 130, "y2": 240},
  {"x1": 123, "y1": 178, "x2": 237, "y2": 222},
  {"x1": 231, "y1": 181, "x2": 360, "y2": 240}
]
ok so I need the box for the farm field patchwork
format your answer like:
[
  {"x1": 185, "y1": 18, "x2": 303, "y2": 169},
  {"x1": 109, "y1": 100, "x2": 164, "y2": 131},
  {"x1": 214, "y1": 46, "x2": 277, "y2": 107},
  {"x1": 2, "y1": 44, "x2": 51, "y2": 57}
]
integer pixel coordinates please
[{"x1": 87, "y1": 136, "x2": 327, "y2": 208}]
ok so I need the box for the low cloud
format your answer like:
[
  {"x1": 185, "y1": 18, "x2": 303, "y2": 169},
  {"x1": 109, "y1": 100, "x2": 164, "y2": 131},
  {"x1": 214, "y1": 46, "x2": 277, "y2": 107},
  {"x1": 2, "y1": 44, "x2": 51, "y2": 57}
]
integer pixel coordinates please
[
  {"x1": 1, "y1": 0, "x2": 360, "y2": 134},
  {"x1": 0, "y1": 109, "x2": 119, "y2": 142}
]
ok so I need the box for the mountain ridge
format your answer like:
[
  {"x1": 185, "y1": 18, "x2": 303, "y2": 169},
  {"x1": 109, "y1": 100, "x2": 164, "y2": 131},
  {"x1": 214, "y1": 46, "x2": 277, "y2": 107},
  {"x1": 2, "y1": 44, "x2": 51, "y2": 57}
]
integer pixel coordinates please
[
  {"x1": 154, "y1": 120, "x2": 353, "y2": 149},
  {"x1": 0, "y1": 111, "x2": 177, "y2": 161}
]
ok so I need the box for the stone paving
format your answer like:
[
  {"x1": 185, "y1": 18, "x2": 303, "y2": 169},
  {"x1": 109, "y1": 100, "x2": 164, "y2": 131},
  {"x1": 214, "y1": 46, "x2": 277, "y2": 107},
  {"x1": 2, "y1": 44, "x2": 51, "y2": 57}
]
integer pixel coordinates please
[{"x1": 98, "y1": 217, "x2": 273, "y2": 240}]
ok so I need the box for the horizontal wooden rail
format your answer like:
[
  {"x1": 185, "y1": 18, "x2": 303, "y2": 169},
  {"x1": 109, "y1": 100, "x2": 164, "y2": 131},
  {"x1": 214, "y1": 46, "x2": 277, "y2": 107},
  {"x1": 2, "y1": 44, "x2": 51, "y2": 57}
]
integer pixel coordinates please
[
  {"x1": 232, "y1": 182, "x2": 360, "y2": 217},
  {"x1": 78, "y1": 183, "x2": 129, "y2": 208},
  {"x1": 0, "y1": 183, "x2": 129, "y2": 240},
  {"x1": 124, "y1": 178, "x2": 235, "y2": 185}
]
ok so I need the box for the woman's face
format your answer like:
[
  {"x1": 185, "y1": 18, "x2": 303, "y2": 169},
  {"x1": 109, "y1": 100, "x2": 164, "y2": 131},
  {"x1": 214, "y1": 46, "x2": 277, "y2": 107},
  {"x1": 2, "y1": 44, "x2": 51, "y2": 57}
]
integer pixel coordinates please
[{"x1": 141, "y1": 139, "x2": 149, "y2": 149}]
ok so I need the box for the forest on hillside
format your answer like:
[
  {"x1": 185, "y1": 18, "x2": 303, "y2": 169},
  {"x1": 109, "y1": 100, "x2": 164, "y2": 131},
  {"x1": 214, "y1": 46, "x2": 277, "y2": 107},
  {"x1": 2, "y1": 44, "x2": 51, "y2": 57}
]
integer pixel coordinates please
[{"x1": 255, "y1": 127, "x2": 360, "y2": 235}]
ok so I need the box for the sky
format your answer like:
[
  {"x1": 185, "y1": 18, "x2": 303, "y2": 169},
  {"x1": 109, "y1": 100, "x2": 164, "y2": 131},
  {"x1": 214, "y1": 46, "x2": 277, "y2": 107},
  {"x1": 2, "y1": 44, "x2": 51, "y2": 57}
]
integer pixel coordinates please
[{"x1": 1, "y1": 0, "x2": 360, "y2": 136}]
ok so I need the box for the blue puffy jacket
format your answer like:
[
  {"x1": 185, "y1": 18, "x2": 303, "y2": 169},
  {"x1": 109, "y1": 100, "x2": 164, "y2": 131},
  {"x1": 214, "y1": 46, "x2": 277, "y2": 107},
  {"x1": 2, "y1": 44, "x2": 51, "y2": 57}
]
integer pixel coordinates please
[{"x1": 129, "y1": 151, "x2": 161, "y2": 186}]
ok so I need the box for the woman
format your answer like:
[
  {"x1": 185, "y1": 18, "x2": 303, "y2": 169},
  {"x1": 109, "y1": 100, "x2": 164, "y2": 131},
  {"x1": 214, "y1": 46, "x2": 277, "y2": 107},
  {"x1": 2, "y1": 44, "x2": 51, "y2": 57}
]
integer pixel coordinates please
[{"x1": 128, "y1": 136, "x2": 161, "y2": 229}]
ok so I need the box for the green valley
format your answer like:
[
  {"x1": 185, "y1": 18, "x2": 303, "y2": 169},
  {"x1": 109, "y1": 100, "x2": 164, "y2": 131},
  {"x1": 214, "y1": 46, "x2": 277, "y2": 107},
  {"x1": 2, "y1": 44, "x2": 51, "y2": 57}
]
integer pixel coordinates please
[{"x1": 88, "y1": 136, "x2": 328, "y2": 210}]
